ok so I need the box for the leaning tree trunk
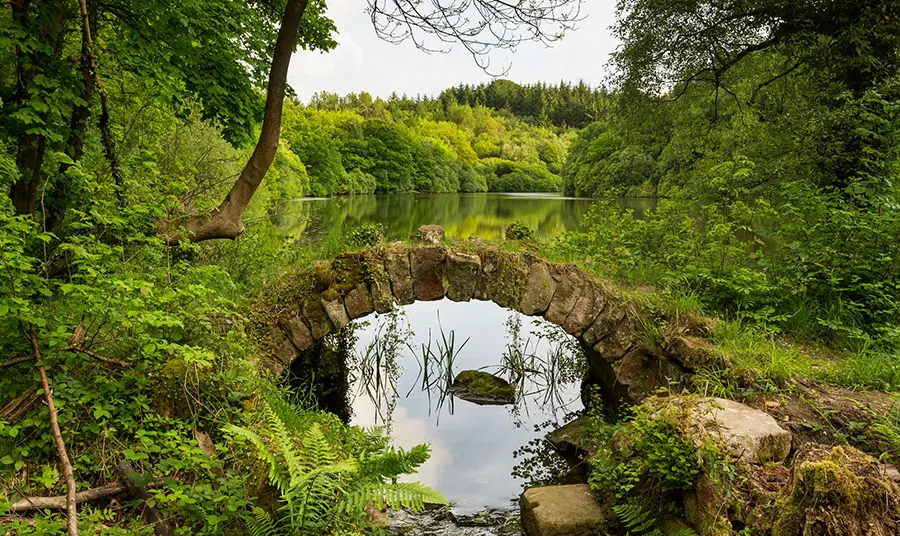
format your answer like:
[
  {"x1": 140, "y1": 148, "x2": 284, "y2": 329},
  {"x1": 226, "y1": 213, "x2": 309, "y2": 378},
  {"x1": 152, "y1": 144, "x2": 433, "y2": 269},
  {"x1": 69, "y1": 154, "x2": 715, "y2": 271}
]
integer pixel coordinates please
[{"x1": 159, "y1": 0, "x2": 310, "y2": 242}]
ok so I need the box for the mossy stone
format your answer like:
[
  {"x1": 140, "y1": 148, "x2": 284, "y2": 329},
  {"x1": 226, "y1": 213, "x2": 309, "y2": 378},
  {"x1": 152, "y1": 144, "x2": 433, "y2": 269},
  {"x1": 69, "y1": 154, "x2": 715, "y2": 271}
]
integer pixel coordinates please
[{"x1": 450, "y1": 370, "x2": 515, "y2": 405}]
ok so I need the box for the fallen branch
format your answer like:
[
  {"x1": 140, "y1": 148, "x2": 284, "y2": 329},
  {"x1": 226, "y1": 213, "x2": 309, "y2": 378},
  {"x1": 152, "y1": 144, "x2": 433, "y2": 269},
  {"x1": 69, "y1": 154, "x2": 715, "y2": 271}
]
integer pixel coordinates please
[
  {"x1": 60, "y1": 345, "x2": 129, "y2": 368},
  {"x1": 0, "y1": 355, "x2": 33, "y2": 368},
  {"x1": 0, "y1": 386, "x2": 40, "y2": 422},
  {"x1": 31, "y1": 332, "x2": 79, "y2": 536},
  {"x1": 9, "y1": 478, "x2": 167, "y2": 512}
]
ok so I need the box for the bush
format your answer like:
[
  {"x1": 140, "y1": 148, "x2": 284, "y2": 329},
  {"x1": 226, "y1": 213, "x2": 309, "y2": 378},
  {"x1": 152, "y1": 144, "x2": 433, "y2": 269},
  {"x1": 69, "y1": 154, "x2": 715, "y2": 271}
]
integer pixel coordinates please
[
  {"x1": 345, "y1": 223, "x2": 386, "y2": 248},
  {"x1": 505, "y1": 221, "x2": 536, "y2": 241}
]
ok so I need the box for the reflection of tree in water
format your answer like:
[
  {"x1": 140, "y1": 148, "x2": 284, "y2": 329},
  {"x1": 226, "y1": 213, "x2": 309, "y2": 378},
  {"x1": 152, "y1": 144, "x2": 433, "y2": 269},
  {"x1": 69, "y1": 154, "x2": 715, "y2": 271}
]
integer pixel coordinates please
[
  {"x1": 499, "y1": 312, "x2": 585, "y2": 428},
  {"x1": 511, "y1": 415, "x2": 582, "y2": 488},
  {"x1": 271, "y1": 193, "x2": 595, "y2": 244},
  {"x1": 349, "y1": 309, "x2": 411, "y2": 434}
]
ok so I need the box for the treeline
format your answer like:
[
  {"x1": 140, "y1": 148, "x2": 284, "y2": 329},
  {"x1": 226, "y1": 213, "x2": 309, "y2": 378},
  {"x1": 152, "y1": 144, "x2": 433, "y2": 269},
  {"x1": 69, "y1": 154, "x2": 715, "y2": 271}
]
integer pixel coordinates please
[
  {"x1": 438, "y1": 79, "x2": 607, "y2": 128},
  {"x1": 279, "y1": 94, "x2": 572, "y2": 196}
]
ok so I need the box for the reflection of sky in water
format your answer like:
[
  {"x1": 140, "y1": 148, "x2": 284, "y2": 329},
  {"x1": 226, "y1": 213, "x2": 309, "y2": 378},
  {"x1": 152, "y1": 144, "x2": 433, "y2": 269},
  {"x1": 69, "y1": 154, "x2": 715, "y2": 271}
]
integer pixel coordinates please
[{"x1": 349, "y1": 300, "x2": 583, "y2": 514}]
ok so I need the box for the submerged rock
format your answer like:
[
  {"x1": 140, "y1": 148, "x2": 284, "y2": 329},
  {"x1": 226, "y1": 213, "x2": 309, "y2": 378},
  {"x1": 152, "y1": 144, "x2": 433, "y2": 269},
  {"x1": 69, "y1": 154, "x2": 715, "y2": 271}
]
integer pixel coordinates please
[
  {"x1": 519, "y1": 484, "x2": 608, "y2": 536},
  {"x1": 450, "y1": 370, "x2": 516, "y2": 405}
]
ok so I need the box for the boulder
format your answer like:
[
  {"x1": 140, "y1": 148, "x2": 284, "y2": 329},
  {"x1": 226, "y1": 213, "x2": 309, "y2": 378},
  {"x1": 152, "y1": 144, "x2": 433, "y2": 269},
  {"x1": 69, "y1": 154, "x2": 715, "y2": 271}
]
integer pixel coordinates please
[
  {"x1": 695, "y1": 398, "x2": 792, "y2": 464},
  {"x1": 449, "y1": 370, "x2": 515, "y2": 405},
  {"x1": 410, "y1": 246, "x2": 447, "y2": 301},
  {"x1": 519, "y1": 260, "x2": 556, "y2": 315},
  {"x1": 413, "y1": 224, "x2": 445, "y2": 244},
  {"x1": 445, "y1": 251, "x2": 481, "y2": 302},
  {"x1": 520, "y1": 484, "x2": 608, "y2": 536}
]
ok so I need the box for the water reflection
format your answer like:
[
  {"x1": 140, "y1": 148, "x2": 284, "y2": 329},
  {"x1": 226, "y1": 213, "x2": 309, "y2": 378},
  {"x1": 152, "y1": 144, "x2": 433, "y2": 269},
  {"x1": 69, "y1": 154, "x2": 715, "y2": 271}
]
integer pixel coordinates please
[
  {"x1": 271, "y1": 193, "x2": 598, "y2": 244},
  {"x1": 347, "y1": 300, "x2": 584, "y2": 514}
]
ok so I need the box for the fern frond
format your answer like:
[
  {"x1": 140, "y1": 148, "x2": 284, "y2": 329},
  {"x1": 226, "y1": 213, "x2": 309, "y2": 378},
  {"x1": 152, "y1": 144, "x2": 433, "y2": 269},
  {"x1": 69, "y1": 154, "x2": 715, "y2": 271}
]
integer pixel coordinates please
[
  {"x1": 246, "y1": 506, "x2": 281, "y2": 536},
  {"x1": 613, "y1": 502, "x2": 662, "y2": 536},
  {"x1": 361, "y1": 444, "x2": 431, "y2": 479},
  {"x1": 342, "y1": 481, "x2": 447, "y2": 515}
]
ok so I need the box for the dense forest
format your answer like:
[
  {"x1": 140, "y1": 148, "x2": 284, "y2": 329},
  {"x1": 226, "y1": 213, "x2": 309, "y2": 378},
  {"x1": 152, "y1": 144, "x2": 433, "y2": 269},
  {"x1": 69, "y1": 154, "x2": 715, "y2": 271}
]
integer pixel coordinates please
[{"x1": 2, "y1": 0, "x2": 900, "y2": 535}]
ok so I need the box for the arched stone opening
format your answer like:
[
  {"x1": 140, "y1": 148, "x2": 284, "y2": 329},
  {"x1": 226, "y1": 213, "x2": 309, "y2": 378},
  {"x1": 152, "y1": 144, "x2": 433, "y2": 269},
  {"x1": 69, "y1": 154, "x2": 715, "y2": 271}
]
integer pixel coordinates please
[{"x1": 264, "y1": 241, "x2": 710, "y2": 405}]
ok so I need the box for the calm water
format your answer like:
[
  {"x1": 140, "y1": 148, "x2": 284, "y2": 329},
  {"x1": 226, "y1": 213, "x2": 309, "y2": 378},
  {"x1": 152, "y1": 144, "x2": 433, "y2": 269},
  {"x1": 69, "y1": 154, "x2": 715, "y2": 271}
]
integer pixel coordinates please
[
  {"x1": 271, "y1": 192, "x2": 608, "y2": 243},
  {"x1": 347, "y1": 300, "x2": 583, "y2": 515}
]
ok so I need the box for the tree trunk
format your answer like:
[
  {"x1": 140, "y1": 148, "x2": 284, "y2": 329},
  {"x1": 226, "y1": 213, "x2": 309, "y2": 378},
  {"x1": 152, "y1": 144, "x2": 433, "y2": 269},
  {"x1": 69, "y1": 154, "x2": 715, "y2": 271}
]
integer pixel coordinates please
[
  {"x1": 159, "y1": 0, "x2": 310, "y2": 242},
  {"x1": 12, "y1": 135, "x2": 46, "y2": 215}
]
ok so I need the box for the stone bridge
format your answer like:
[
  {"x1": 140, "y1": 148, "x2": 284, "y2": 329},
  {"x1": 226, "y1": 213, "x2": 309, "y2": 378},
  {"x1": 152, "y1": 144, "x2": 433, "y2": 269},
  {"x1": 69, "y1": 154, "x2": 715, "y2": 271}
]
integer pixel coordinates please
[{"x1": 263, "y1": 230, "x2": 715, "y2": 403}]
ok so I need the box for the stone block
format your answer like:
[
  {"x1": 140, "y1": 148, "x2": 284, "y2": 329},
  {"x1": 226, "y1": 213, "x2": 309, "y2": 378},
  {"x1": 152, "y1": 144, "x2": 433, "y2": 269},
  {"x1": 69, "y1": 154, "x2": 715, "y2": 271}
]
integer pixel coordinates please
[
  {"x1": 445, "y1": 250, "x2": 481, "y2": 302},
  {"x1": 520, "y1": 260, "x2": 556, "y2": 315},
  {"x1": 278, "y1": 315, "x2": 314, "y2": 352},
  {"x1": 410, "y1": 246, "x2": 447, "y2": 301},
  {"x1": 520, "y1": 484, "x2": 607, "y2": 536},
  {"x1": 562, "y1": 280, "x2": 606, "y2": 336},
  {"x1": 302, "y1": 297, "x2": 332, "y2": 340},
  {"x1": 321, "y1": 295, "x2": 350, "y2": 329},
  {"x1": 545, "y1": 266, "x2": 586, "y2": 327},
  {"x1": 384, "y1": 247, "x2": 414, "y2": 305},
  {"x1": 344, "y1": 283, "x2": 374, "y2": 319}
]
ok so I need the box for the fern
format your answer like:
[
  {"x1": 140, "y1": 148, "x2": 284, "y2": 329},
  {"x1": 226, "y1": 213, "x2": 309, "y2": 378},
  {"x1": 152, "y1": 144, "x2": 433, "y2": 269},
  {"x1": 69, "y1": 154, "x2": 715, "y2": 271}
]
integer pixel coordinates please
[
  {"x1": 225, "y1": 397, "x2": 446, "y2": 535},
  {"x1": 613, "y1": 502, "x2": 663, "y2": 536}
]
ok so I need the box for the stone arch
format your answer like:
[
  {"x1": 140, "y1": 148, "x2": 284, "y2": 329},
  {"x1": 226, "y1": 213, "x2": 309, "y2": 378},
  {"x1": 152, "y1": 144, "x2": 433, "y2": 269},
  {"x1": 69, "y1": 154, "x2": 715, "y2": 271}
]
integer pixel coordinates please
[{"x1": 265, "y1": 240, "x2": 709, "y2": 404}]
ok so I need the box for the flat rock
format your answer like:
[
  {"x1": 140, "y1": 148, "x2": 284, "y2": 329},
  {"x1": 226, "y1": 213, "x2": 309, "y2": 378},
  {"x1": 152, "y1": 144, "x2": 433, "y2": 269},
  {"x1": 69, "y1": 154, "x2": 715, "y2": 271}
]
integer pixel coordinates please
[
  {"x1": 520, "y1": 484, "x2": 607, "y2": 536},
  {"x1": 695, "y1": 397, "x2": 792, "y2": 463},
  {"x1": 450, "y1": 370, "x2": 515, "y2": 405}
]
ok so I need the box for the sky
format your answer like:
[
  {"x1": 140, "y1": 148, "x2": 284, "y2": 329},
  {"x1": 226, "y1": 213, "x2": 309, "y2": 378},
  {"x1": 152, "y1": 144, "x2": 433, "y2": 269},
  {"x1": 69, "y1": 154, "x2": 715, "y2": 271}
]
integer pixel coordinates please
[{"x1": 287, "y1": 0, "x2": 620, "y2": 102}]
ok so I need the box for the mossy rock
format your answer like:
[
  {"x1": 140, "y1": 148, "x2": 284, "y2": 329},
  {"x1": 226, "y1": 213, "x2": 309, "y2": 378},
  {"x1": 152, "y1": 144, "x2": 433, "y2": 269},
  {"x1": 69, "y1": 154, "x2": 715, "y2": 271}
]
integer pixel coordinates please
[
  {"x1": 771, "y1": 445, "x2": 900, "y2": 536},
  {"x1": 450, "y1": 370, "x2": 515, "y2": 405}
]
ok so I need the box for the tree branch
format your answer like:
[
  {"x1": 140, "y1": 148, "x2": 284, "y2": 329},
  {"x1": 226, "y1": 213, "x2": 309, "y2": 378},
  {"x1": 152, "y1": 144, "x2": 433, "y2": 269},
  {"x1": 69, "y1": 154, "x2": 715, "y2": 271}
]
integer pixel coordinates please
[
  {"x1": 30, "y1": 332, "x2": 79, "y2": 536},
  {"x1": 77, "y1": 0, "x2": 124, "y2": 203},
  {"x1": 9, "y1": 478, "x2": 168, "y2": 512}
]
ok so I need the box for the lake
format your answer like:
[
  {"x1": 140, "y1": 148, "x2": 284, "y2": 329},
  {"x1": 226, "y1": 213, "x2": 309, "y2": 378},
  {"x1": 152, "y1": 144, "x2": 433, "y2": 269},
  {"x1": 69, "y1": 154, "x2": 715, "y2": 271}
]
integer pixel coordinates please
[{"x1": 271, "y1": 192, "x2": 613, "y2": 244}]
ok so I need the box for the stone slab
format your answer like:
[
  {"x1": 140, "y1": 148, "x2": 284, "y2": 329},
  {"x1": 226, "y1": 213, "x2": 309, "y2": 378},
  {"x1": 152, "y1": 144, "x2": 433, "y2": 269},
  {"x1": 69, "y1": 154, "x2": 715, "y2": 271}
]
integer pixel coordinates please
[
  {"x1": 410, "y1": 246, "x2": 447, "y2": 301},
  {"x1": 344, "y1": 283, "x2": 375, "y2": 319},
  {"x1": 520, "y1": 484, "x2": 607, "y2": 536},
  {"x1": 321, "y1": 295, "x2": 350, "y2": 329},
  {"x1": 520, "y1": 260, "x2": 556, "y2": 315},
  {"x1": 384, "y1": 247, "x2": 414, "y2": 305}
]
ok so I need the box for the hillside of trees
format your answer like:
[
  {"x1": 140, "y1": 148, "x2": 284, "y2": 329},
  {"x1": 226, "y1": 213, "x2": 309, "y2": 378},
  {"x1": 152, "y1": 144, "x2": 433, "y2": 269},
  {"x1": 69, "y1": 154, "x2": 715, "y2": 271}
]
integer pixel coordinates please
[{"x1": 279, "y1": 86, "x2": 579, "y2": 196}]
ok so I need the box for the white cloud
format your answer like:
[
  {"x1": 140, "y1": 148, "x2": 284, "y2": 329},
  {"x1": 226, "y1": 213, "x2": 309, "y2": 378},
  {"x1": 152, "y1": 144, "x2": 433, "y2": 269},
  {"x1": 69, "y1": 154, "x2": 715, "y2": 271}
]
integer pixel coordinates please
[{"x1": 287, "y1": 0, "x2": 620, "y2": 100}]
